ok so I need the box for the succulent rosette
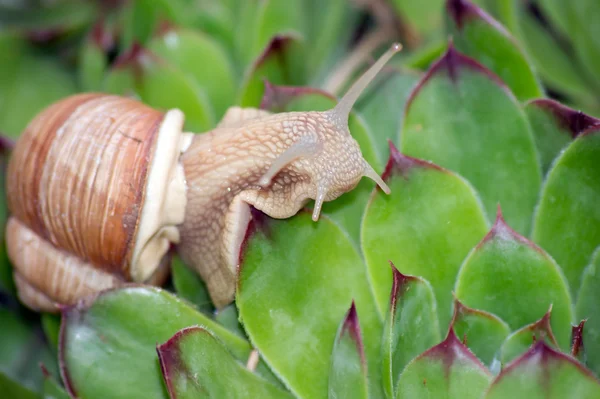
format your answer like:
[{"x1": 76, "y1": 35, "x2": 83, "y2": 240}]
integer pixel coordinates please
[{"x1": 0, "y1": 0, "x2": 599, "y2": 398}]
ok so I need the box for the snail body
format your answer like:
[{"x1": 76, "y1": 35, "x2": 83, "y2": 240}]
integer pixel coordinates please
[{"x1": 5, "y1": 44, "x2": 400, "y2": 311}]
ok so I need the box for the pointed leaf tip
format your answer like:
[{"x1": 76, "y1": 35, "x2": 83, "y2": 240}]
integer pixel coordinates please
[
  {"x1": 421, "y1": 327, "x2": 488, "y2": 374},
  {"x1": 255, "y1": 35, "x2": 294, "y2": 69},
  {"x1": 407, "y1": 44, "x2": 509, "y2": 109},
  {"x1": 389, "y1": 261, "x2": 419, "y2": 309},
  {"x1": 446, "y1": 0, "x2": 478, "y2": 29},
  {"x1": 340, "y1": 301, "x2": 366, "y2": 365},
  {"x1": 481, "y1": 205, "x2": 541, "y2": 250},
  {"x1": 260, "y1": 80, "x2": 335, "y2": 112},
  {"x1": 382, "y1": 141, "x2": 444, "y2": 181},
  {"x1": 528, "y1": 99, "x2": 600, "y2": 138},
  {"x1": 571, "y1": 320, "x2": 586, "y2": 359}
]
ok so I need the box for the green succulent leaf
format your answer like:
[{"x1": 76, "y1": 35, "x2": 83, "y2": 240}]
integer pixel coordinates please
[
  {"x1": 104, "y1": 45, "x2": 214, "y2": 131},
  {"x1": 445, "y1": 0, "x2": 543, "y2": 101},
  {"x1": 77, "y1": 23, "x2": 111, "y2": 92},
  {"x1": 362, "y1": 144, "x2": 488, "y2": 328},
  {"x1": 569, "y1": 1, "x2": 600, "y2": 90},
  {"x1": 41, "y1": 313, "x2": 61, "y2": 354},
  {"x1": 0, "y1": 371, "x2": 38, "y2": 399},
  {"x1": 157, "y1": 327, "x2": 292, "y2": 399},
  {"x1": 0, "y1": 0, "x2": 96, "y2": 33},
  {"x1": 252, "y1": 0, "x2": 305, "y2": 65},
  {"x1": 0, "y1": 35, "x2": 76, "y2": 137},
  {"x1": 450, "y1": 298, "x2": 510, "y2": 368},
  {"x1": 238, "y1": 36, "x2": 306, "y2": 107},
  {"x1": 59, "y1": 286, "x2": 269, "y2": 399},
  {"x1": 455, "y1": 209, "x2": 573, "y2": 350},
  {"x1": 400, "y1": 46, "x2": 540, "y2": 235},
  {"x1": 237, "y1": 211, "x2": 382, "y2": 399},
  {"x1": 147, "y1": 28, "x2": 237, "y2": 121},
  {"x1": 524, "y1": 99, "x2": 600, "y2": 174},
  {"x1": 42, "y1": 369, "x2": 69, "y2": 399},
  {"x1": 214, "y1": 305, "x2": 246, "y2": 338},
  {"x1": 499, "y1": 307, "x2": 559, "y2": 364},
  {"x1": 576, "y1": 247, "x2": 600, "y2": 375},
  {"x1": 395, "y1": 328, "x2": 492, "y2": 399},
  {"x1": 259, "y1": 83, "x2": 382, "y2": 242},
  {"x1": 0, "y1": 307, "x2": 57, "y2": 393},
  {"x1": 356, "y1": 70, "x2": 422, "y2": 161},
  {"x1": 484, "y1": 341, "x2": 600, "y2": 398},
  {"x1": 328, "y1": 303, "x2": 368, "y2": 399},
  {"x1": 382, "y1": 264, "x2": 440, "y2": 399},
  {"x1": 171, "y1": 256, "x2": 213, "y2": 314},
  {"x1": 509, "y1": 2, "x2": 594, "y2": 105},
  {"x1": 532, "y1": 129, "x2": 600, "y2": 298}
]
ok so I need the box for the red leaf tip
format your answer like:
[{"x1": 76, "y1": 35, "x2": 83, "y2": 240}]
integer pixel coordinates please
[
  {"x1": 340, "y1": 301, "x2": 366, "y2": 366},
  {"x1": 255, "y1": 35, "x2": 294, "y2": 69},
  {"x1": 406, "y1": 44, "x2": 509, "y2": 109},
  {"x1": 481, "y1": 205, "x2": 542, "y2": 251},
  {"x1": 389, "y1": 261, "x2": 419, "y2": 310},
  {"x1": 419, "y1": 327, "x2": 489, "y2": 377},
  {"x1": 571, "y1": 319, "x2": 586, "y2": 359},
  {"x1": 259, "y1": 80, "x2": 335, "y2": 112},
  {"x1": 528, "y1": 99, "x2": 600, "y2": 138},
  {"x1": 382, "y1": 141, "x2": 444, "y2": 181},
  {"x1": 446, "y1": 0, "x2": 478, "y2": 29}
]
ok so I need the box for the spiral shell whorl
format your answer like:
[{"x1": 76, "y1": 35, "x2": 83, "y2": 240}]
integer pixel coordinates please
[{"x1": 7, "y1": 94, "x2": 164, "y2": 279}]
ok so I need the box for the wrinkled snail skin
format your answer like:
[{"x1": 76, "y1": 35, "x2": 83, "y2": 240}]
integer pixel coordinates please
[{"x1": 4, "y1": 43, "x2": 401, "y2": 312}]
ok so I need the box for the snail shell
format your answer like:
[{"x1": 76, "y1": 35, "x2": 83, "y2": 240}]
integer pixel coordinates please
[{"x1": 6, "y1": 93, "x2": 190, "y2": 311}]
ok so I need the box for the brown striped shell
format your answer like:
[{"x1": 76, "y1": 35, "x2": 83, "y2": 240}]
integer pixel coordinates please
[{"x1": 6, "y1": 93, "x2": 188, "y2": 311}]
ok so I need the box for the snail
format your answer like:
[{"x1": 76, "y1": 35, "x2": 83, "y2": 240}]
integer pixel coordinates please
[{"x1": 5, "y1": 43, "x2": 401, "y2": 312}]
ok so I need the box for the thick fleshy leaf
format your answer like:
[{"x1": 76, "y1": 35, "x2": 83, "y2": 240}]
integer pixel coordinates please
[
  {"x1": 328, "y1": 303, "x2": 368, "y2": 399},
  {"x1": 485, "y1": 341, "x2": 600, "y2": 398},
  {"x1": 509, "y1": 2, "x2": 595, "y2": 106},
  {"x1": 356, "y1": 69, "x2": 422, "y2": 161},
  {"x1": 157, "y1": 327, "x2": 291, "y2": 399},
  {"x1": 77, "y1": 21, "x2": 113, "y2": 92},
  {"x1": 0, "y1": 371, "x2": 37, "y2": 399},
  {"x1": 238, "y1": 36, "x2": 306, "y2": 107},
  {"x1": 382, "y1": 265, "x2": 440, "y2": 399},
  {"x1": 147, "y1": 27, "x2": 237, "y2": 121},
  {"x1": 214, "y1": 304, "x2": 245, "y2": 338},
  {"x1": 362, "y1": 144, "x2": 488, "y2": 328},
  {"x1": 450, "y1": 298, "x2": 510, "y2": 368},
  {"x1": 395, "y1": 328, "x2": 492, "y2": 399},
  {"x1": 0, "y1": 35, "x2": 76, "y2": 137},
  {"x1": 60, "y1": 286, "x2": 270, "y2": 399},
  {"x1": 104, "y1": 45, "x2": 214, "y2": 132},
  {"x1": 400, "y1": 46, "x2": 540, "y2": 234},
  {"x1": 576, "y1": 247, "x2": 600, "y2": 375},
  {"x1": 455, "y1": 209, "x2": 574, "y2": 350},
  {"x1": 260, "y1": 83, "x2": 382, "y2": 242},
  {"x1": 569, "y1": 1, "x2": 600, "y2": 90},
  {"x1": 237, "y1": 211, "x2": 382, "y2": 399},
  {"x1": 41, "y1": 313, "x2": 61, "y2": 354},
  {"x1": 303, "y1": 0, "x2": 356, "y2": 80},
  {"x1": 499, "y1": 307, "x2": 559, "y2": 364},
  {"x1": 42, "y1": 366, "x2": 69, "y2": 399},
  {"x1": 171, "y1": 256, "x2": 213, "y2": 314},
  {"x1": 524, "y1": 99, "x2": 600, "y2": 173},
  {"x1": 0, "y1": 0, "x2": 96, "y2": 33},
  {"x1": 445, "y1": 0, "x2": 543, "y2": 101},
  {"x1": 0, "y1": 308, "x2": 57, "y2": 393},
  {"x1": 532, "y1": 130, "x2": 600, "y2": 297}
]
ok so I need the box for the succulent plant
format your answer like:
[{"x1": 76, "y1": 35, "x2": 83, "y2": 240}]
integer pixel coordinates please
[{"x1": 1, "y1": 0, "x2": 600, "y2": 398}]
